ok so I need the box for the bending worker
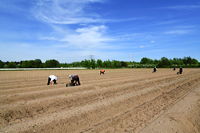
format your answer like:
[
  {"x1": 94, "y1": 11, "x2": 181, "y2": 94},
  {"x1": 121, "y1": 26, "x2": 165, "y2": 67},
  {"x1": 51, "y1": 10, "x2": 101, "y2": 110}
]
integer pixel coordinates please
[
  {"x1": 177, "y1": 67, "x2": 183, "y2": 74},
  {"x1": 152, "y1": 67, "x2": 157, "y2": 73},
  {"x1": 100, "y1": 69, "x2": 105, "y2": 75},
  {"x1": 47, "y1": 75, "x2": 58, "y2": 85},
  {"x1": 69, "y1": 74, "x2": 81, "y2": 86}
]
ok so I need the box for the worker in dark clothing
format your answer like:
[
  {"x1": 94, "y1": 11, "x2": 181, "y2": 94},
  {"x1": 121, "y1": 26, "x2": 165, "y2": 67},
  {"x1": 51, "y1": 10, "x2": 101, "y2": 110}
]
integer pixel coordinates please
[
  {"x1": 177, "y1": 67, "x2": 183, "y2": 74},
  {"x1": 68, "y1": 74, "x2": 81, "y2": 86},
  {"x1": 152, "y1": 67, "x2": 157, "y2": 73},
  {"x1": 173, "y1": 67, "x2": 176, "y2": 71}
]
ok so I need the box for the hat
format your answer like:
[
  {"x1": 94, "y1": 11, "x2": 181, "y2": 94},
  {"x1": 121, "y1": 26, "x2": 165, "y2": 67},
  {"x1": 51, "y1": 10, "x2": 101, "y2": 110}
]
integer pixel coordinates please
[{"x1": 68, "y1": 75, "x2": 72, "y2": 78}]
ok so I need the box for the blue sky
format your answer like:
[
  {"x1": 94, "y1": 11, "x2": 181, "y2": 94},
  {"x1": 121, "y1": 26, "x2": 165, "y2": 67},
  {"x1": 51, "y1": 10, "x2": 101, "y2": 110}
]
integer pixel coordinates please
[{"x1": 0, "y1": 0, "x2": 200, "y2": 62}]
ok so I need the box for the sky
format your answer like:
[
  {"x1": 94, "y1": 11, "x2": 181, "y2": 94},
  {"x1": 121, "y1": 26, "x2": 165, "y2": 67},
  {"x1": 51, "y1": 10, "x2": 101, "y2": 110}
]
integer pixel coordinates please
[{"x1": 0, "y1": 0, "x2": 200, "y2": 62}]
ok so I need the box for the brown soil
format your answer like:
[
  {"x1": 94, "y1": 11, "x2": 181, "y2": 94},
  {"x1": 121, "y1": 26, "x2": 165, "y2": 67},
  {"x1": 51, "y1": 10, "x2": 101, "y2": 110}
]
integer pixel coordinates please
[{"x1": 0, "y1": 69, "x2": 200, "y2": 133}]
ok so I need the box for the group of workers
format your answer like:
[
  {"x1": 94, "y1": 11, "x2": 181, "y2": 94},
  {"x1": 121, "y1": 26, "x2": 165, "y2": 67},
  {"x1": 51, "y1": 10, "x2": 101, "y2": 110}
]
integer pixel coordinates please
[
  {"x1": 48, "y1": 67, "x2": 183, "y2": 86},
  {"x1": 47, "y1": 74, "x2": 81, "y2": 86},
  {"x1": 47, "y1": 69, "x2": 106, "y2": 86},
  {"x1": 152, "y1": 67, "x2": 183, "y2": 74}
]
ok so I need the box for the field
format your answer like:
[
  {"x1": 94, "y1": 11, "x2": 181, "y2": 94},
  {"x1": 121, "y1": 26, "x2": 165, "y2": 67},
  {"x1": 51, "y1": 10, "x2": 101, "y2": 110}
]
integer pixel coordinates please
[{"x1": 0, "y1": 69, "x2": 200, "y2": 133}]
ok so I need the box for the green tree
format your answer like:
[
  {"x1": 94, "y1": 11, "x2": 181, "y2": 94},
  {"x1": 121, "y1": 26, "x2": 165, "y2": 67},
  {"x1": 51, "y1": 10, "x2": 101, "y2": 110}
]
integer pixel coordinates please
[
  {"x1": 7, "y1": 62, "x2": 16, "y2": 68},
  {"x1": 183, "y1": 57, "x2": 198, "y2": 66},
  {"x1": 71, "y1": 62, "x2": 82, "y2": 67},
  {"x1": 82, "y1": 60, "x2": 91, "y2": 69},
  {"x1": 111, "y1": 60, "x2": 118, "y2": 68},
  {"x1": 153, "y1": 59, "x2": 159, "y2": 65},
  {"x1": 96, "y1": 59, "x2": 103, "y2": 68},
  {"x1": 103, "y1": 60, "x2": 112, "y2": 68},
  {"x1": 34, "y1": 59, "x2": 42, "y2": 68},
  {"x1": 183, "y1": 57, "x2": 192, "y2": 65},
  {"x1": 121, "y1": 61, "x2": 128, "y2": 67},
  {"x1": 191, "y1": 58, "x2": 199, "y2": 64},
  {"x1": 140, "y1": 57, "x2": 153, "y2": 64},
  {"x1": 0, "y1": 60, "x2": 4, "y2": 68},
  {"x1": 157, "y1": 57, "x2": 171, "y2": 68},
  {"x1": 90, "y1": 59, "x2": 96, "y2": 69},
  {"x1": 44, "y1": 59, "x2": 60, "y2": 68},
  {"x1": 171, "y1": 58, "x2": 184, "y2": 66},
  {"x1": 21, "y1": 60, "x2": 34, "y2": 68}
]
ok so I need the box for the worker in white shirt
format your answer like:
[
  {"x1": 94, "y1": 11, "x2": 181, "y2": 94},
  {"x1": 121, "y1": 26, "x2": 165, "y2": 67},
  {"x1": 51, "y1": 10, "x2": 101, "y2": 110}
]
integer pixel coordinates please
[{"x1": 47, "y1": 75, "x2": 58, "y2": 85}]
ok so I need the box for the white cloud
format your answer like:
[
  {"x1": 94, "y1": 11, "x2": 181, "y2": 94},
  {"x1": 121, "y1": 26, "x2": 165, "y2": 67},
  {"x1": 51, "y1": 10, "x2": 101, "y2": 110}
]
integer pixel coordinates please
[
  {"x1": 64, "y1": 25, "x2": 113, "y2": 47},
  {"x1": 33, "y1": 0, "x2": 105, "y2": 24},
  {"x1": 102, "y1": 17, "x2": 148, "y2": 23},
  {"x1": 161, "y1": 24, "x2": 196, "y2": 35},
  {"x1": 32, "y1": 0, "x2": 153, "y2": 60},
  {"x1": 164, "y1": 30, "x2": 192, "y2": 35},
  {"x1": 34, "y1": 0, "x2": 118, "y2": 51},
  {"x1": 33, "y1": 0, "x2": 144, "y2": 25},
  {"x1": 165, "y1": 5, "x2": 200, "y2": 10},
  {"x1": 139, "y1": 45, "x2": 145, "y2": 48},
  {"x1": 155, "y1": 20, "x2": 182, "y2": 25},
  {"x1": 39, "y1": 36, "x2": 58, "y2": 41},
  {"x1": 41, "y1": 25, "x2": 115, "y2": 49}
]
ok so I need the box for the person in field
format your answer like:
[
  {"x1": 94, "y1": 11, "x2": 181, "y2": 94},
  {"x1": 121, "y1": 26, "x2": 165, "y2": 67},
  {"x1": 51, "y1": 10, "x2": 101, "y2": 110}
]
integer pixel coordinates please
[
  {"x1": 173, "y1": 67, "x2": 176, "y2": 71},
  {"x1": 47, "y1": 75, "x2": 58, "y2": 85},
  {"x1": 152, "y1": 67, "x2": 157, "y2": 73},
  {"x1": 68, "y1": 74, "x2": 81, "y2": 86},
  {"x1": 100, "y1": 69, "x2": 105, "y2": 75},
  {"x1": 177, "y1": 67, "x2": 183, "y2": 74}
]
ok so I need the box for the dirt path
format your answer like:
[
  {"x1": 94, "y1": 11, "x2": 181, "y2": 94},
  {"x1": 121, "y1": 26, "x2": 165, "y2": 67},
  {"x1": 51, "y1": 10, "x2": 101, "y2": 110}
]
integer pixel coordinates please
[{"x1": 0, "y1": 69, "x2": 200, "y2": 133}]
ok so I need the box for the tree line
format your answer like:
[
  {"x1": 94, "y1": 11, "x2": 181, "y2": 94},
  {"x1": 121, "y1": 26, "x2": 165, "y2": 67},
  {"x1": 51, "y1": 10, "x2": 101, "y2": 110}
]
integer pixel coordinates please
[
  {"x1": 0, "y1": 57, "x2": 199, "y2": 69},
  {"x1": 139, "y1": 57, "x2": 199, "y2": 68}
]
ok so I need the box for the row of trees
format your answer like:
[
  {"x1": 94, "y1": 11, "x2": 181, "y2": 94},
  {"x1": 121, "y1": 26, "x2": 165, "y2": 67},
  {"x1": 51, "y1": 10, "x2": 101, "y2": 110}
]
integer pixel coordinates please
[
  {"x1": 0, "y1": 59, "x2": 128, "y2": 69},
  {"x1": 0, "y1": 57, "x2": 199, "y2": 69},
  {"x1": 0, "y1": 59, "x2": 59, "y2": 68},
  {"x1": 61, "y1": 59, "x2": 129, "y2": 69},
  {"x1": 139, "y1": 57, "x2": 199, "y2": 68}
]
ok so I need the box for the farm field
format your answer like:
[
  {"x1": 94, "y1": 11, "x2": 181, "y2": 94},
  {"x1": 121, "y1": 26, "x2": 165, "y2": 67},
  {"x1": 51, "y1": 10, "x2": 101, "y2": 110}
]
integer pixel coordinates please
[{"x1": 0, "y1": 69, "x2": 200, "y2": 133}]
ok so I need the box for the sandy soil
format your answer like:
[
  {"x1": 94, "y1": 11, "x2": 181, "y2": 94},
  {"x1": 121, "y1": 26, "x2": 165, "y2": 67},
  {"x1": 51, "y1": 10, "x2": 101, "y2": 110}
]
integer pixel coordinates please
[
  {"x1": 0, "y1": 68, "x2": 200, "y2": 133},
  {"x1": 141, "y1": 86, "x2": 200, "y2": 133}
]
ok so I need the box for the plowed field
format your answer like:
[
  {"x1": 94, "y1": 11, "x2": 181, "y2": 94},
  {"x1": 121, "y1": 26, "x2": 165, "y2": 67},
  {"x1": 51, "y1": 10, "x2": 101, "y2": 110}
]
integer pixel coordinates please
[{"x1": 0, "y1": 69, "x2": 200, "y2": 133}]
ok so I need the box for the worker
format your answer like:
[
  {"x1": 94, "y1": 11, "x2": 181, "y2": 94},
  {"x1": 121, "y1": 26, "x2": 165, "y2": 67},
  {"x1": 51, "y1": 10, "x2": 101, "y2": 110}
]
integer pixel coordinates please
[
  {"x1": 68, "y1": 74, "x2": 81, "y2": 86},
  {"x1": 177, "y1": 67, "x2": 183, "y2": 74},
  {"x1": 152, "y1": 67, "x2": 157, "y2": 73},
  {"x1": 47, "y1": 75, "x2": 58, "y2": 85},
  {"x1": 100, "y1": 69, "x2": 105, "y2": 75},
  {"x1": 173, "y1": 67, "x2": 176, "y2": 71}
]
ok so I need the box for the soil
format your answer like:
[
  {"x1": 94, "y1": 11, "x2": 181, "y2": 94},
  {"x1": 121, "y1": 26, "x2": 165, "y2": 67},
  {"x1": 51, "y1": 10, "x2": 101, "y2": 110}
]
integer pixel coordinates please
[{"x1": 0, "y1": 69, "x2": 200, "y2": 133}]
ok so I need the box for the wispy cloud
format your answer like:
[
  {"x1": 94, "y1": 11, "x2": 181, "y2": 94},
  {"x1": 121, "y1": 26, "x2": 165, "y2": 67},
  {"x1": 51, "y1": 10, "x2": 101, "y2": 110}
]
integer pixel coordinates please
[
  {"x1": 164, "y1": 30, "x2": 192, "y2": 35},
  {"x1": 162, "y1": 24, "x2": 196, "y2": 35},
  {"x1": 32, "y1": 0, "x2": 144, "y2": 25},
  {"x1": 165, "y1": 4, "x2": 200, "y2": 10},
  {"x1": 40, "y1": 25, "x2": 115, "y2": 49},
  {"x1": 33, "y1": 0, "x2": 152, "y2": 53},
  {"x1": 33, "y1": 0, "x2": 118, "y2": 51},
  {"x1": 155, "y1": 20, "x2": 182, "y2": 25},
  {"x1": 102, "y1": 17, "x2": 149, "y2": 23},
  {"x1": 33, "y1": 0, "x2": 106, "y2": 24}
]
